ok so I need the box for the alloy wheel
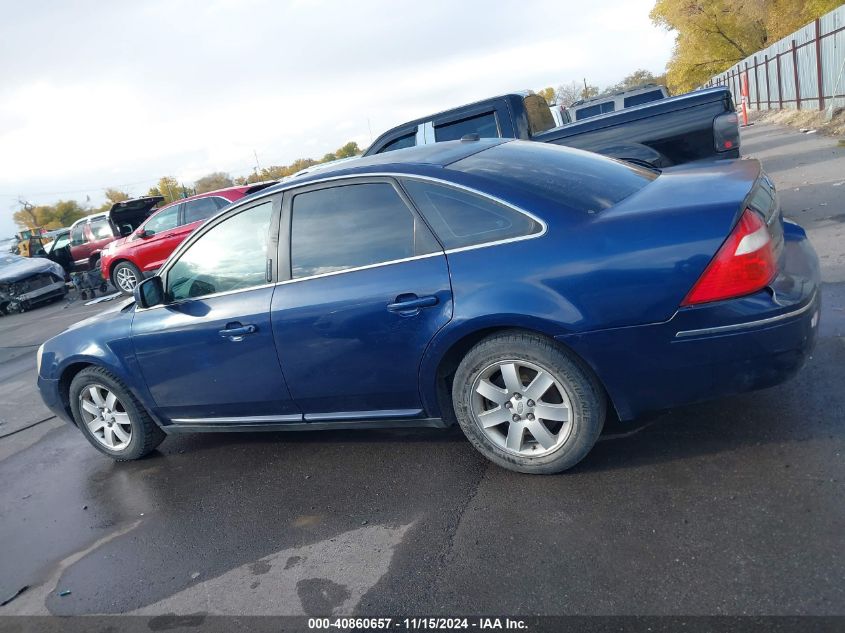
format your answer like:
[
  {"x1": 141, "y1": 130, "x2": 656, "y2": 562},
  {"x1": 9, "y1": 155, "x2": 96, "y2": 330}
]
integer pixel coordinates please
[
  {"x1": 471, "y1": 359, "x2": 572, "y2": 457},
  {"x1": 79, "y1": 384, "x2": 132, "y2": 451},
  {"x1": 115, "y1": 266, "x2": 138, "y2": 292}
]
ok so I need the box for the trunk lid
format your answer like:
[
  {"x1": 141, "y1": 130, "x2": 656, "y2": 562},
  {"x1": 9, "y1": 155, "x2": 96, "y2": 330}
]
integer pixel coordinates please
[{"x1": 109, "y1": 196, "x2": 164, "y2": 234}]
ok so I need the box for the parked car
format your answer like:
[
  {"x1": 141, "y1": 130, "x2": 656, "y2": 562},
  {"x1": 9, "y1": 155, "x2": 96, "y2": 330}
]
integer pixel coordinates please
[
  {"x1": 100, "y1": 183, "x2": 277, "y2": 294},
  {"x1": 365, "y1": 86, "x2": 739, "y2": 168},
  {"x1": 43, "y1": 228, "x2": 69, "y2": 255},
  {"x1": 567, "y1": 83, "x2": 670, "y2": 121},
  {"x1": 0, "y1": 253, "x2": 67, "y2": 314},
  {"x1": 42, "y1": 228, "x2": 73, "y2": 275},
  {"x1": 36, "y1": 139, "x2": 819, "y2": 473},
  {"x1": 69, "y1": 196, "x2": 164, "y2": 272},
  {"x1": 548, "y1": 103, "x2": 571, "y2": 127}
]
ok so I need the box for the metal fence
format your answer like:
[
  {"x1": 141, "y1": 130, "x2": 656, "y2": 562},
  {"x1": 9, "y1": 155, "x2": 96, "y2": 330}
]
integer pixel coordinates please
[{"x1": 704, "y1": 4, "x2": 845, "y2": 111}]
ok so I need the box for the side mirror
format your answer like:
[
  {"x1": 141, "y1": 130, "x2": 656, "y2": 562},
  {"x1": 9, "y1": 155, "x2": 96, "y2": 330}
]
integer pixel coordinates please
[
  {"x1": 140, "y1": 229, "x2": 153, "y2": 238},
  {"x1": 134, "y1": 276, "x2": 164, "y2": 309}
]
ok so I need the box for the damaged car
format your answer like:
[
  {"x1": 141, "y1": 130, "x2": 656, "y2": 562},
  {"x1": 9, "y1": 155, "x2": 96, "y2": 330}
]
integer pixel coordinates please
[{"x1": 0, "y1": 253, "x2": 68, "y2": 314}]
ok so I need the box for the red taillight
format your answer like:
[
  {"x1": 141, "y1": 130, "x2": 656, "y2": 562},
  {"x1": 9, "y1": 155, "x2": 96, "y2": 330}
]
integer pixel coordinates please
[{"x1": 681, "y1": 208, "x2": 777, "y2": 306}]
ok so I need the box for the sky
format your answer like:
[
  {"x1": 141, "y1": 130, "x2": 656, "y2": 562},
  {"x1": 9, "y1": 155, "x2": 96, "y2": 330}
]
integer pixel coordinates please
[{"x1": 0, "y1": 0, "x2": 675, "y2": 237}]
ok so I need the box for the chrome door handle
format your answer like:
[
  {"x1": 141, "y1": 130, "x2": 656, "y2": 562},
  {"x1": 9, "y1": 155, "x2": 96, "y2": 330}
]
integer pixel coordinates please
[
  {"x1": 387, "y1": 294, "x2": 439, "y2": 315},
  {"x1": 218, "y1": 324, "x2": 257, "y2": 341}
]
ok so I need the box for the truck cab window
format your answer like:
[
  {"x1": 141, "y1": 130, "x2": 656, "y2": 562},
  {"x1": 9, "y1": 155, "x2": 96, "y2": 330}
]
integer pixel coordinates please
[
  {"x1": 378, "y1": 132, "x2": 416, "y2": 154},
  {"x1": 434, "y1": 112, "x2": 499, "y2": 142}
]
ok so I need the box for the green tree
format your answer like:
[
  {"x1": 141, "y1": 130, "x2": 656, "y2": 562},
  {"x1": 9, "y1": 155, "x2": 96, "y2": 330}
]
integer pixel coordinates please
[
  {"x1": 321, "y1": 152, "x2": 338, "y2": 163},
  {"x1": 333, "y1": 141, "x2": 361, "y2": 159},
  {"x1": 581, "y1": 83, "x2": 599, "y2": 99},
  {"x1": 155, "y1": 177, "x2": 183, "y2": 204},
  {"x1": 194, "y1": 171, "x2": 234, "y2": 194},
  {"x1": 651, "y1": 0, "x2": 842, "y2": 92},
  {"x1": 95, "y1": 188, "x2": 131, "y2": 213},
  {"x1": 13, "y1": 199, "x2": 87, "y2": 230},
  {"x1": 104, "y1": 188, "x2": 130, "y2": 204},
  {"x1": 604, "y1": 69, "x2": 662, "y2": 94},
  {"x1": 536, "y1": 87, "x2": 556, "y2": 105}
]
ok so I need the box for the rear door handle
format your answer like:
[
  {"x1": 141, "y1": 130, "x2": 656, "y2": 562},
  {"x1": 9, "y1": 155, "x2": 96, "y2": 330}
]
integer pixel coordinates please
[
  {"x1": 387, "y1": 294, "x2": 439, "y2": 315},
  {"x1": 218, "y1": 323, "x2": 257, "y2": 341}
]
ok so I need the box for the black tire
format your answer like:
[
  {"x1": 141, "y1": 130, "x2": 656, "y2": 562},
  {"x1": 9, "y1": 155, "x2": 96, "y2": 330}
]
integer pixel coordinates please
[
  {"x1": 69, "y1": 366, "x2": 165, "y2": 460},
  {"x1": 111, "y1": 261, "x2": 142, "y2": 295},
  {"x1": 452, "y1": 331, "x2": 606, "y2": 474}
]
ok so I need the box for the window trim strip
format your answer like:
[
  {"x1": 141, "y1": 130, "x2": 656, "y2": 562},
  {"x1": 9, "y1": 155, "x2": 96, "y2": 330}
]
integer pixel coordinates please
[{"x1": 142, "y1": 173, "x2": 547, "y2": 304}]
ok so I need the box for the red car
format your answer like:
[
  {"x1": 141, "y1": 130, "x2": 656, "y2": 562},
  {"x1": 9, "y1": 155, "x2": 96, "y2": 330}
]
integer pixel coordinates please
[
  {"x1": 101, "y1": 183, "x2": 275, "y2": 294},
  {"x1": 69, "y1": 197, "x2": 164, "y2": 272}
]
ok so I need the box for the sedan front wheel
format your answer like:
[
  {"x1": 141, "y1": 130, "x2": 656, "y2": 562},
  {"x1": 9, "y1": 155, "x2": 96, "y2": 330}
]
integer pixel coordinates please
[{"x1": 69, "y1": 366, "x2": 165, "y2": 460}]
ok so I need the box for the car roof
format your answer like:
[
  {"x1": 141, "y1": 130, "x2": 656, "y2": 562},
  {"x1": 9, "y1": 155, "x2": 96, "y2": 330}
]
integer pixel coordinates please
[
  {"x1": 262, "y1": 138, "x2": 509, "y2": 194},
  {"x1": 155, "y1": 181, "x2": 278, "y2": 211},
  {"x1": 70, "y1": 212, "x2": 108, "y2": 227}
]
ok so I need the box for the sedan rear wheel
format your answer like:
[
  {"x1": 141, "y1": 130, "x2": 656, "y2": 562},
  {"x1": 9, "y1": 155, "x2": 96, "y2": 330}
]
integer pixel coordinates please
[
  {"x1": 112, "y1": 261, "x2": 142, "y2": 294},
  {"x1": 471, "y1": 359, "x2": 573, "y2": 457},
  {"x1": 453, "y1": 332, "x2": 605, "y2": 474}
]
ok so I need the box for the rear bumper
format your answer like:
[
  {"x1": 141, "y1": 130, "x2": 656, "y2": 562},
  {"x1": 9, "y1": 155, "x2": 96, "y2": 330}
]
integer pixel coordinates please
[{"x1": 560, "y1": 221, "x2": 820, "y2": 421}]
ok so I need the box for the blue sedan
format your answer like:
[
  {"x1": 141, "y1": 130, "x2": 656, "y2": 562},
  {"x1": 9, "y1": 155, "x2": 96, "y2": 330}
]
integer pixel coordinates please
[{"x1": 36, "y1": 139, "x2": 820, "y2": 473}]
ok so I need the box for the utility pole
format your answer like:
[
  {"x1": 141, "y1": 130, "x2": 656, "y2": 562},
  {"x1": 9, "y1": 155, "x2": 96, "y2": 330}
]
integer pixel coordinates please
[{"x1": 253, "y1": 150, "x2": 262, "y2": 175}]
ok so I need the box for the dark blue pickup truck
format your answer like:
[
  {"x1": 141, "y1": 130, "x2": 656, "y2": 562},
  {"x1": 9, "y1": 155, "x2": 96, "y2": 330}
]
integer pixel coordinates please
[{"x1": 364, "y1": 87, "x2": 740, "y2": 168}]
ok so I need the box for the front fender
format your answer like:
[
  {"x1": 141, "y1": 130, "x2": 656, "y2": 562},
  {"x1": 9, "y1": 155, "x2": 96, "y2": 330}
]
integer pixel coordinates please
[{"x1": 39, "y1": 305, "x2": 162, "y2": 426}]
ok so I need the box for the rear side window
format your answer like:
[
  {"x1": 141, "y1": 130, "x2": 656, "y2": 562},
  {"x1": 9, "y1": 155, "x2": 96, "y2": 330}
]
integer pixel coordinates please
[
  {"x1": 290, "y1": 183, "x2": 439, "y2": 279},
  {"x1": 402, "y1": 179, "x2": 541, "y2": 250},
  {"x1": 449, "y1": 141, "x2": 657, "y2": 214},
  {"x1": 623, "y1": 90, "x2": 664, "y2": 108},
  {"x1": 88, "y1": 217, "x2": 113, "y2": 240},
  {"x1": 575, "y1": 101, "x2": 615, "y2": 120},
  {"x1": 435, "y1": 112, "x2": 499, "y2": 142},
  {"x1": 183, "y1": 197, "x2": 221, "y2": 225},
  {"x1": 378, "y1": 132, "x2": 416, "y2": 154},
  {"x1": 70, "y1": 224, "x2": 85, "y2": 246}
]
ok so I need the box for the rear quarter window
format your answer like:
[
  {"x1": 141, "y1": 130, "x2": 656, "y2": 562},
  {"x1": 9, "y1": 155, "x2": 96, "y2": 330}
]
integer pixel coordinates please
[
  {"x1": 448, "y1": 141, "x2": 657, "y2": 214},
  {"x1": 401, "y1": 179, "x2": 542, "y2": 250}
]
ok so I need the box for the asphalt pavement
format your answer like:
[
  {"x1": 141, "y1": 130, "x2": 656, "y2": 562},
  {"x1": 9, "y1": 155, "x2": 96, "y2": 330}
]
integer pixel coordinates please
[{"x1": 0, "y1": 122, "x2": 843, "y2": 618}]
